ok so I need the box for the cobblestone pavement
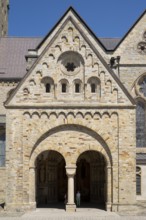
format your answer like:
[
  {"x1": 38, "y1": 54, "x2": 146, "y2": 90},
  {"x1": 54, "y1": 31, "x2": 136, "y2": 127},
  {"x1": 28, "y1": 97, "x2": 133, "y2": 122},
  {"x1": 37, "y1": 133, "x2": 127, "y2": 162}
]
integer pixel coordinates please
[{"x1": 0, "y1": 208, "x2": 146, "y2": 220}]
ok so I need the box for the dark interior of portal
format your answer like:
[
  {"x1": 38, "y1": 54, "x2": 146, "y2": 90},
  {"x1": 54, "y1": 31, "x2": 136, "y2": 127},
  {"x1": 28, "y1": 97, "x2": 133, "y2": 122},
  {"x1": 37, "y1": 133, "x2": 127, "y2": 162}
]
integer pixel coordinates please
[
  {"x1": 36, "y1": 150, "x2": 106, "y2": 208},
  {"x1": 75, "y1": 151, "x2": 106, "y2": 207},
  {"x1": 36, "y1": 150, "x2": 67, "y2": 206}
]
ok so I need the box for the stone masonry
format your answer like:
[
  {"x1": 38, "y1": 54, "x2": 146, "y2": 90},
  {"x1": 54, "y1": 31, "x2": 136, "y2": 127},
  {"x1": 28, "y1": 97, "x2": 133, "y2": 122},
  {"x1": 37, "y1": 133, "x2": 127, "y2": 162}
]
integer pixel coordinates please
[{"x1": 0, "y1": 7, "x2": 146, "y2": 213}]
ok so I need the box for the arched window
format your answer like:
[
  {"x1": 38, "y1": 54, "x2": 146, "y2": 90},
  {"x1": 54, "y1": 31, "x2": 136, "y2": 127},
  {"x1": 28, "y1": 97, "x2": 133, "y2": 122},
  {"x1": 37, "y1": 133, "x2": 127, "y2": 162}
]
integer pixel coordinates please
[
  {"x1": 87, "y1": 77, "x2": 100, "y2": 94},
  {"x1": 62, "y1": 83, "x2": 67, "y2": 93},
  {"x1": 41, "y1": 77, "x2": 54, "y2": 94},
  {"x1": 91, "y1": 83, "x2": 96, "y2": 93},
  {"x1": 75, "y1": 83, "x2": 80, "y2": 93},
  {"x1": 136, "y1": 101, "x2": 146, "y2": 147},
  {"x1": 136, "y1": 166, "x2": 141, "y2": 195},
  {"x1": 46, "y1": 83, "x2": 51, "y2": 93},
  {"x1": 74, "y1": 79, "x2": 82, "y2": 94},
  {"x1": 60, "y1": 79, "x2": 69, "y2": 94}
]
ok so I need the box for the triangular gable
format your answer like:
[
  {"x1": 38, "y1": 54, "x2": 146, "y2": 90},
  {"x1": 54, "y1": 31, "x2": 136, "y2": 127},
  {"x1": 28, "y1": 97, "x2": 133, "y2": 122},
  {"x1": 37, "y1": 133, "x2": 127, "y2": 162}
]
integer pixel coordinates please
[
  {"x1": 36, "y1": 7, "x2": 109, "y2": 52},
  {"x1": 113, "y1": 9, "x2": 146, "y2": 51},
  {"x1": 5, "y1": 7, "x2": 135, "y2": 107}
]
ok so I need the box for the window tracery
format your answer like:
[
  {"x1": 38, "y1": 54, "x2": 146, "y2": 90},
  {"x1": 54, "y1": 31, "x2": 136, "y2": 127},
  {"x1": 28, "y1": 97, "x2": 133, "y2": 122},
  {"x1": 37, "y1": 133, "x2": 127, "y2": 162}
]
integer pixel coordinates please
[
  {"x1": 136, "y1": 101, "x2": 146, "y2": 148},
  {"x1": 137, "y1": 42, "x2": 146, "y2": 54},
  {"x1": 58, "y1": 51, "x2": 84, "y2": 76},
  {"x1": 65, "y1": 62, "x2": 76, "y2": 72}
]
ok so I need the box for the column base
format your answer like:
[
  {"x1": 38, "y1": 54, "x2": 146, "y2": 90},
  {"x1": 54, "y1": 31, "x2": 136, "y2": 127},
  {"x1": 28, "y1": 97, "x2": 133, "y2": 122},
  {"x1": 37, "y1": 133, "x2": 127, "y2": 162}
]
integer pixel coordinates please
[
  {"x1": 66, "y1": 204, "x2": 76, "y2": 212},
  {"x1": 106, "y1": 202, "x2": 112, "y2": 211},
  {"x1": 5, "y1": 202, "x2": 36, "y2": 212}
]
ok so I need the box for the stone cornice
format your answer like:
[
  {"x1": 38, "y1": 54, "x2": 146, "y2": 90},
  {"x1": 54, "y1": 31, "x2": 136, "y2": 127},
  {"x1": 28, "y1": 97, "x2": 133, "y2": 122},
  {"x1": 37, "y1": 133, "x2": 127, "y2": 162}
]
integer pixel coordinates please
[{"x1": 5, "y1": 104, "x2": 136, "y2": 109}]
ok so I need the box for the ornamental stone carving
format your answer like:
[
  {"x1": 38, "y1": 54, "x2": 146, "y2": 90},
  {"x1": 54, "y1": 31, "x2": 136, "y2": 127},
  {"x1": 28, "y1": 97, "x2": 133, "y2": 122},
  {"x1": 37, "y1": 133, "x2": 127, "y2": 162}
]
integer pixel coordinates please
[
  {"x1": 137, "y1": 31, "x2": 146, "y2": 54},
  {"x1": 136, "y1": 74, "x2": 146, "y2": 98},
  {"x1": 57, "y1": 51, "x2": 84, "y2": 76}
]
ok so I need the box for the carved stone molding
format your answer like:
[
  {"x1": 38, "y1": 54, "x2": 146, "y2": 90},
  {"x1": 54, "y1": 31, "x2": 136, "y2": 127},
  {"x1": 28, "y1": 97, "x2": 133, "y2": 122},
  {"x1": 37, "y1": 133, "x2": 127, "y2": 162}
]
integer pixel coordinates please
[
  {"x1": 135, "y1": 74, "x2": 146, "y2": 99},
  {"x1": 137, "y1": 31, "x2": 146, "y2": 54}
]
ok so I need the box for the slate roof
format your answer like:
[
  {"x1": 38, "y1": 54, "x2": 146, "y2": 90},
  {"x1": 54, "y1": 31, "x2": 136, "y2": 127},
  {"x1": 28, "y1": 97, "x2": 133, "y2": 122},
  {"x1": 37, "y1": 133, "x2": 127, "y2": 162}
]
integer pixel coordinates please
[
  {"x1": 136, "y1": 153, "x2": 146, "y2": 164},
  {"x1": 0, "y1": 37, "x2": 41, "y2": 79},
  {"x1": 0, "y1": 37, "x2": 121, "y2": 80},
  {"x1": 99, "y1": 38, "x2": 121, "y2": 51}
]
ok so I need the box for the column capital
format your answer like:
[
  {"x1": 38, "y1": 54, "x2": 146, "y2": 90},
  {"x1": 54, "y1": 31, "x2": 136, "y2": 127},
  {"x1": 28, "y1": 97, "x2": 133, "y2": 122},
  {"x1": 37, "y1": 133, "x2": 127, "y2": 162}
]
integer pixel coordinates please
[
  {"x1": 66, "y1": 166, "x2": 76, "y2": 176},
  {"x1": 107, "y1": 166, "x2": 112, "y2": 170},
  {"x1": 29, "y1": 166, "x2": 36, "y2": 170}
]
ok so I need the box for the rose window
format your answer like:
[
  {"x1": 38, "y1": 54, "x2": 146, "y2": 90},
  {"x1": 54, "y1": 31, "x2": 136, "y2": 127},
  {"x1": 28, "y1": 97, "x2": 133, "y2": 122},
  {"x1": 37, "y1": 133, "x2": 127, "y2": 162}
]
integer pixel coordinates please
[
  {"x1": 65, "y1": 62, "x2": 76, "y2": 72},
  {"x1": 137, "y1": 42, "x2": 146, "y2": 54},
  {"x1": 58, "y1": 51, "x2": 84, "y2": 75}
]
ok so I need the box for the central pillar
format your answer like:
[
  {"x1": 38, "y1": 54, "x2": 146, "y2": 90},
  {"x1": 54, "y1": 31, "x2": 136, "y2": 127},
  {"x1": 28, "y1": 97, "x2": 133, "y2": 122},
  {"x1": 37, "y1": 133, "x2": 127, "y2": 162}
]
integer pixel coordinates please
[{"x1": 66, "y1": 166, "x2": 76, "y2": 212}]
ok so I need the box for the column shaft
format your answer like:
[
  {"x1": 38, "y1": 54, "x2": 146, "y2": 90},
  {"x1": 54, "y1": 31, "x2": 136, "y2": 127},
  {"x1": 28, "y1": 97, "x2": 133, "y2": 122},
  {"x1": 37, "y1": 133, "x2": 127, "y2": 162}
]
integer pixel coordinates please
[
  {"x1": 106, "y1": 166, "x2": 112, "y2": 211},
  {"x1": 29, "y1": 167, "x2": 36, "y2": 206},
  {"x1": 67, "y1": 175, "x2": 74, "y2": 204}
]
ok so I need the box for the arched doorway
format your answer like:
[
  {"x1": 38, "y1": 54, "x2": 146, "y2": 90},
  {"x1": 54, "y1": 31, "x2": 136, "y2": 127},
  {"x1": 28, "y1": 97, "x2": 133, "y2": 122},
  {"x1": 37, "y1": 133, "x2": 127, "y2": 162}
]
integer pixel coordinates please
[
  {"x1": 76, "y1": 151, "x2": 106, "y2": 209},
  {"x1": 36, "y1": 150, "x2": 67, "y2": 207}
]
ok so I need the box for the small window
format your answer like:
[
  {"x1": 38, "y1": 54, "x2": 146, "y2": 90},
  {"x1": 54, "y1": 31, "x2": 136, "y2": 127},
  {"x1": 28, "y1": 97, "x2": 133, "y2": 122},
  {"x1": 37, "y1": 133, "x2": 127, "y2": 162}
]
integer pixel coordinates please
[
  {"x1": 75, "y1": 83, "x2": 80, "y2": 93},
  {"x1": 0, "y1": 125, "x2": 6, "y2": 167},
  {"x1": 136, "y1": 166, "x2": 141, "y2": 195},
  {"x1": 91, "y1": 83, "x2": 96, "y2": 93},
  {"x1": 46, "y1": 83, "x2": 50, "y2": 93},
  {"x1": 62, "y1": 83, "x2": 67, "y2": 93}
]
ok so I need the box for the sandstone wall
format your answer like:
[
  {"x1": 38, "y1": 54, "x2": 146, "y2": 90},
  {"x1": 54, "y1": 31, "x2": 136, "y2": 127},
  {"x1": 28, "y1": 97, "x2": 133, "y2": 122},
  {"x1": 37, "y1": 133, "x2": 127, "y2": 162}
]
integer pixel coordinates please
[
  {"x1": 5, "y1": 107, "x2": 136, "y2": 211},
  {"x1": 0, "y1": 168, "x2": 6, "y2": 204}
]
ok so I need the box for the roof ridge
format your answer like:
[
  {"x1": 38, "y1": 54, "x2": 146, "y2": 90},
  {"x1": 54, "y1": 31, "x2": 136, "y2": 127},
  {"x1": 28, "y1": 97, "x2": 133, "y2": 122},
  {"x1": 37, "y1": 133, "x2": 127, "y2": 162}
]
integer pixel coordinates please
[
  {"x1": 99, "y1": 37, "x2": 121, "y2": 39},
  {"x1": 1, "y1": 36, "x2": 42, "y2": 39}
]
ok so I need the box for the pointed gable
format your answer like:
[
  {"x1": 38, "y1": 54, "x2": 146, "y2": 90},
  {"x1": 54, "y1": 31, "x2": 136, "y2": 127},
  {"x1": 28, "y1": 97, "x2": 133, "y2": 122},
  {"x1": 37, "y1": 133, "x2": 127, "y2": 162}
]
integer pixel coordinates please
[
  {"x1": 113, "y1": 10, "x2": 146, "y2": 64},
  {"x1": 5, "y1": 7, "x2": 135, "y2": 107}
]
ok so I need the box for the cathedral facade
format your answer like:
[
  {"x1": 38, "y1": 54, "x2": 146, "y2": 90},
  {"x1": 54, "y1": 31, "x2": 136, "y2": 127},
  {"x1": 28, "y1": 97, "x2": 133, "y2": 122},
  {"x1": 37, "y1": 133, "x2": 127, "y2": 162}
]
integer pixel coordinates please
[{"x1": 0, "y1": 5, "x2": 146, "y2": 212}]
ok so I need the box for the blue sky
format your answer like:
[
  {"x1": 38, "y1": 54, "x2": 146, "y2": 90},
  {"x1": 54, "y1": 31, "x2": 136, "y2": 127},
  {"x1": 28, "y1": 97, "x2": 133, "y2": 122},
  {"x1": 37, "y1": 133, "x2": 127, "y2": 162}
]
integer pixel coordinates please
[{"x1": 9, "y1": 0, "x2": 146, "y2": 38}]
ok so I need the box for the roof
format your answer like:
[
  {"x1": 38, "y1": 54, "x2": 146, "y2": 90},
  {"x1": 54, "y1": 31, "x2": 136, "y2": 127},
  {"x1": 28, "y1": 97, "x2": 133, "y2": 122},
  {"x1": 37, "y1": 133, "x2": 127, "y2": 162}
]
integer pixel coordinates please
[
  {"x1": 0, "y1": 37, "x2": 120, "y2": 79},
  {"x1": 136, "y1": 153, "x2": 146, "y2": 164},
  {"x1": 99, "y1": 38, "x2": 121, "y2": 51},
  {"x1": 0, "y1": 6, "x2": 146, "y2": 80},
  {"x1": 0, "y1": 37, "x2": 41, "y2": 79}
]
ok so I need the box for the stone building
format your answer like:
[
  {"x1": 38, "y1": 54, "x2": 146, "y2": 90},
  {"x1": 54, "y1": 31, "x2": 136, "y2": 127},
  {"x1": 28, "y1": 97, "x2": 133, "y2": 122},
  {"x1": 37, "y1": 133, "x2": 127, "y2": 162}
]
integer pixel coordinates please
[
  {"x1": 0, "y1": 6, "x2": 146, "y2": 212},
  {"x1": 0, "y1": 0, "x2": 9, "y2": 37}
]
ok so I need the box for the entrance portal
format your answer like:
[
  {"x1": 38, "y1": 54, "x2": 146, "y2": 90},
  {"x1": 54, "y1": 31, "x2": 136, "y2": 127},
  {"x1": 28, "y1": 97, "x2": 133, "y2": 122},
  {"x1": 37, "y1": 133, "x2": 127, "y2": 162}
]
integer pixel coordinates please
[
  {"x1": 36, "y1": 150, "x2": 67, "y2": 206},
  {"x1": 76, "y1": 151, "x2": 106, "y2": 208}
]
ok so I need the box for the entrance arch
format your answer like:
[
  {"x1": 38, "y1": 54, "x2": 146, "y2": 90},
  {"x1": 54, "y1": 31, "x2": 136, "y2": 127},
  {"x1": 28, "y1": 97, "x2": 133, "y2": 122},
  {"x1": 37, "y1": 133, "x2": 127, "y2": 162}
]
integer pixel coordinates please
[
  {"x1": 29, "y1": 124, "x2": 112, "y2": 211},
  {"x1": 76, "y1": 151, "x2": 106, "y2": 209},
  {"x1": 36, "y1": 150, "x2": 67, "y2": 207}
]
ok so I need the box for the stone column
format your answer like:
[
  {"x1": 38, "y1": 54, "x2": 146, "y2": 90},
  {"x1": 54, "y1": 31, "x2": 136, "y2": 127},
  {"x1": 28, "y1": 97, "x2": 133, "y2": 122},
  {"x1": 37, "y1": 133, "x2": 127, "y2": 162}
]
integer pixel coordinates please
[
  {"x1": 54, "y1": 84, "x2": 57, "y2": 99},
  {"x1": 84, "y1": 83, "x2": 87, "y2": 100},
  {"x1": 66, "y1": 166, "x2": 76, "y2": 212},
  {"x1": 106, "y1": 166, "x2": 112, "y2": 211},
  {"x1": 29, "y1": 166, "x2": 36, "y2": 209}
]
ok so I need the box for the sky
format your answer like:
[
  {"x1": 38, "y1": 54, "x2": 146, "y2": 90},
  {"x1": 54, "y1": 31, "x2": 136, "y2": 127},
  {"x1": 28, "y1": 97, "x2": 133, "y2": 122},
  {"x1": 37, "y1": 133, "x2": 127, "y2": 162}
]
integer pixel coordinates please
[{"x1": 9, "y1": 0, "x2": 146, "y2": 38}]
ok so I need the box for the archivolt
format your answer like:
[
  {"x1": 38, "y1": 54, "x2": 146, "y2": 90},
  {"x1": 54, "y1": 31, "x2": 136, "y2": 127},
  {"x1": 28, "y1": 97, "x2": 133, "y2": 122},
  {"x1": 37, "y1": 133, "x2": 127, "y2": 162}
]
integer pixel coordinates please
[{"x1": 29, "y1": 124, "x2": 112, "y2": 167}]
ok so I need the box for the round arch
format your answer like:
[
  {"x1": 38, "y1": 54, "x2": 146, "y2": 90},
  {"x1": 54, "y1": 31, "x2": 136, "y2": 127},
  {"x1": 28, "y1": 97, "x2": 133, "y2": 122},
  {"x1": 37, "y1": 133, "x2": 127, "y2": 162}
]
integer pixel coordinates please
[
  {"x1": 29, "y1": 124, "x2": 112, "y2": 168},
  {"x1": 35, "y1": 150, "x2": 67, "y2": 206},
  {"x1": 75, "y1": 150, "x2": 107, "y2": 207}
]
